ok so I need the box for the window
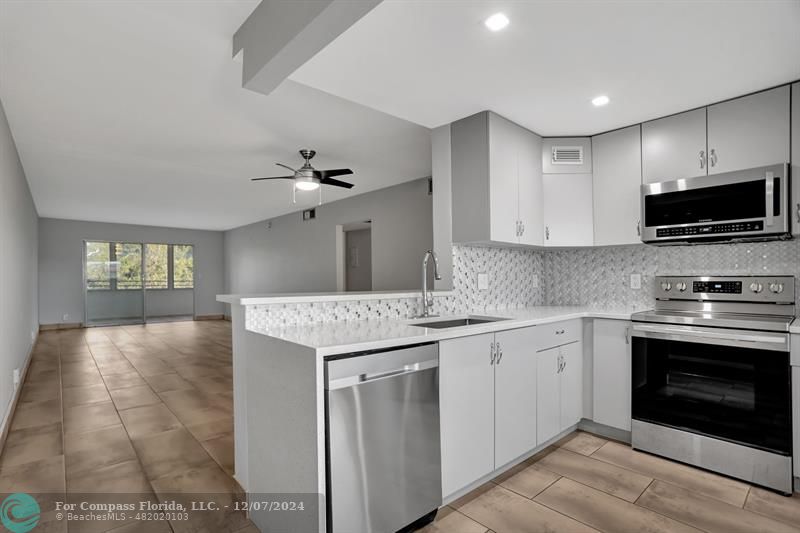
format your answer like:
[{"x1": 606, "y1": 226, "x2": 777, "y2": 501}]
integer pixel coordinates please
[
  {"x1": 85, "y1": 242, "x2": 111, "y2": 289},
  {"x1": 115, "y1": 243, "x2": 142, "y2": 290},
  {"x1": 145, "y1": 244, "x2": 169, "y2": 289},
  {"x1": 173, "y1": 244, "x2": 194, "y2": 289}
]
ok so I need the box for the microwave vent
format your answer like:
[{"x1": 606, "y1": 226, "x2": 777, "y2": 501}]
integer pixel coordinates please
[{"x1": 551, "y1": 146, "x2": 583, "y2": 165}]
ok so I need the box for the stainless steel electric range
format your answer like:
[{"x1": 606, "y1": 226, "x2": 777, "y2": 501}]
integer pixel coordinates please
[{"x1": 631, "y1": 275, "x2": 795, "y2": 494}]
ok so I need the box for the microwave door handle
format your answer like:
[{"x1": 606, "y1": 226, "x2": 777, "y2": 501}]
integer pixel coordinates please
[{"x1": 765, "y1": 171, "x2": 774, "y2": 227}]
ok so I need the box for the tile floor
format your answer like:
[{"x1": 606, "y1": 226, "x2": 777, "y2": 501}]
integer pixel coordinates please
[
  {"x1": 423, "y1": 432, "x2": 800, "y2": 533},
  {"x1": 0, "y1": 320, "x2": 257, "y2": 533},
  {"x1": 4, "y1": 321, "x2": 800, "y2": 533}
]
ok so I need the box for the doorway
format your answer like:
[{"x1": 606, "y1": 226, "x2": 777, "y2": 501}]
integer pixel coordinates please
[{"x1": 340, "y1": 222, "x2": 372, "y2": 292}]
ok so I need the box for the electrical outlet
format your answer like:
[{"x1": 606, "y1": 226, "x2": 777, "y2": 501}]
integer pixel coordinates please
[
  {"x1": 30, "y1": 330, "x2": 36, "y2": 343},
  {"x1": 62, "y1": 313, "x2": 69, "y2": 322},
  {"x1": 532, "y1": 274, "x2": 540, "y2": 289},
  {"x1": 477, "y1": 273, "x2": 489, "y2": 291},
  {"x1": 630, "y1": 274, "x2": 642, "y2": 290},
  {"x1": 13, "y1": 369, "x2": 20, "y2": 388}
]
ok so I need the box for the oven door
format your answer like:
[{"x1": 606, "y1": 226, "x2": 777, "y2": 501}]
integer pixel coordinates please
[
  {"x1": 640, "y1": 163, "x2": 789, "y2": 243},
  {"x1": 631, "y1": 323, "x2": 792, "y2": 455}
]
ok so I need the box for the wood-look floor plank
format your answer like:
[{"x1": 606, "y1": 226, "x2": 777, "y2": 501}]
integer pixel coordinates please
[
  {"x1": 591, "y1": 441, "x2": 750, "y2": 507},
  {"x1": 557, "y1": 431, "x2": 608, "y2": 456},
  {"x1": 536, "y1": 448, "x2": 652, "y2": 502},
  {"x1": 637, "y1": 480, "x2": 800, "y2": 533},
  {"x1": 495, "y1": 464, "x2": 561, "y2": 499},
  {"x1": 744, "y1": 487, "x2": 800, "y2": 528},
  {"x1": 420, "y1": 507, "x2": 488, "y2": 533},
  {"x1": 459, "y1": 484, "x2": 600, "y2": 533},
  {"x1": 535, "y1": 477, "x2": 703, "y2": 533}
]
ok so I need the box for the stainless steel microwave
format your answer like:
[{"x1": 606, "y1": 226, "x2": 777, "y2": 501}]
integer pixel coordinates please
[{"x1": 641, "y1": 163, "x2": 791, "y2": 245}]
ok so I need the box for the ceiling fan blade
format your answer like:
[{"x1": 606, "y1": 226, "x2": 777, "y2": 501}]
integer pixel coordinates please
[
  {"x1": 320, "y1": 177, "x2": 354, "y2": 189},
  {"x1": 315, "y1": 168, "x2": 353, "y2": 179},
  {"x1": 251, "y1": 176, "x2": 295, "y2": 181},
  {"x1": 275, "y1": 162, "x2": 298, "y2": 173}
]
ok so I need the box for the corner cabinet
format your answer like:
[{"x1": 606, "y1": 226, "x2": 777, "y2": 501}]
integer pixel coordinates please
[
  {"x1": 592, "y1": 319, "x2": 632, "y2": 432},
  {"x1": 592, "y1": 125, "x2": 643, "y2": 245},
  {"x1": 451, "y1": 111, "x2": 543, "y2": 246},
  {"x1": 537, "y1": 341, "x2": 582, "y2": 444},
  {"x1": 439, "y1": 327, "x2": 539, "y2": 498},
  {"x1": 792, "y1": 82, "x2": 800, "y2": 236}
]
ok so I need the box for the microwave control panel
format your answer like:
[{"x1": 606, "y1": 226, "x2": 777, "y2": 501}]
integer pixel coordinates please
[{"x1": 656, "y1": 221, "x2": 763, "y2": 238}]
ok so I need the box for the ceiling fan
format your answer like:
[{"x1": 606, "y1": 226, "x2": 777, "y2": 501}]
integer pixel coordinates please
[{"x1": 251, "y1": 149, "x2": 354, "y2": 204}]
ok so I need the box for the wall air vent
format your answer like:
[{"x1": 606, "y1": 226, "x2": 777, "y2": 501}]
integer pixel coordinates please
[{"x1": 551, "y1": 146, "x2": 584, "y2": 165}]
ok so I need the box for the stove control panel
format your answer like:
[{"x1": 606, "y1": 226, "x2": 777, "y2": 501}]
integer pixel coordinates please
[{"x1": 654, "y1": 276, "x2": 795, "y2": 304}]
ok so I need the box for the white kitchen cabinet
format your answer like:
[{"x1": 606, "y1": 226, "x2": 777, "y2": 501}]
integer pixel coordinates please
[
  {"x1": 494, "y1": 327, "x2": 539, "y2": 467},
  {"x1": 536, "y1": 347, "x2": 561, "y2": 445},
  {"x1": 642, "y1": 108, "x2": 707, "y2": 184},
  {"x1": 592, "y1": 125, "x2": 643, "y2": 246},
  {"x1": 451, "y1": 111, "x2": 543, "y2": 246},
  {"x1": 543, "y1": 173, "x2": 593, "y2": 247},
  {"x1": 560, "y1": 341, "x2": 583, "y2": 429},
  {"x1": 791, "y1": 83, "x2": 800, "y2": 236},
  {"x1": 793, "y1": 367, "x2": 799, "y2": 479},
  {"x1": 707, "y1": 85, "x2": 790, "y2": 175},
  {"x1": 592, "y1": 319, "x2": 632, "y2": 431},
  {"x1": 439, "y1": 333, "x2": 495, "y2": 498},
  {"x1": 537, "y1": 339, "x2": 583, "y2": 445}
]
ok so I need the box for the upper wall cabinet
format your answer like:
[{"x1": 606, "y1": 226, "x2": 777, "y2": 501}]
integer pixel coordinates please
[
  {"x1": 707, "y1": 85, "x2": 790, "y2": 175},
  {"x1": 642, "y1": 86, "x2": 790, "y2": 184},
  {"x1": 543, "y1": 173, "x2": 593, "y2": 247},
  {"x1": 642, "y1": 108, "x2": 706, "y2": 184},
  {"x1": 792, "y1": 83, "x2": 800, "y2": 236},
  {"x1": 451, "y1": 111, "x2": 543, "y2": 246},
  {"x1": 592, "y1": 125, "x2": 642, "y2": 246}
]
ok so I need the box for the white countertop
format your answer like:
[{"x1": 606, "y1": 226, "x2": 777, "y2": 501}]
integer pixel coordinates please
[
  {"x1": 790, "y1": 319, "x2": 800, "y2": 334},
  {"x1": 246, "y1": 305, "x2": 643, "y2": 357},
  {"x1": 217, "y1": 290, "x2": 454, "y2": 305}
]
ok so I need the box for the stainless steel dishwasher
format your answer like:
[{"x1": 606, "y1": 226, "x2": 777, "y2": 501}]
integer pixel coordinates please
[{"x1": 325, "y1": 343, "x2": 441, "y2": 533}]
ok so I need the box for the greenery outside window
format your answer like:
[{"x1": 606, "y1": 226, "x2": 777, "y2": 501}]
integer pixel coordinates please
[
  {"x1": 145, "y1": 244, "x2": 169, "y2": 289},
  {"x1": 86, "y1": 242, "x2": 194, "y2": 291},
  {"x1": 173, "y1": 245, "x2": 194, "y2": 289}
]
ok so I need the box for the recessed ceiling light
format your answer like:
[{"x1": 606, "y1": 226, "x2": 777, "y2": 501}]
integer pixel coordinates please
[
  {"x1": 592, "y1": 95, "x2": 610, "y2": 107},
  {"x1": 484, "y1": 13, "x2": 509, "y2": 32}
]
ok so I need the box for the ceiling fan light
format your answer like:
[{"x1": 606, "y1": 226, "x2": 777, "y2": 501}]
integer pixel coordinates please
[{"x1": 295, "y1": 178, "x2": 320, "y2": 191}]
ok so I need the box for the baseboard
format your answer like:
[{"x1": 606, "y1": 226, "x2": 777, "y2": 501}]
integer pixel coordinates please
[
  {"x1": 40, "y1": 322, "x2": 82, "y2": 331},
  {"x1": 195, "y1": 314, "x2": 225, "y2": 321},
  {"x1": 795, "y1": 476, "x2": 799, "y2": 493},
  {"x1": 0, "y1": 331, "x2": 38, "y2": 455},
  {"x1": 224, "y1": 315, "x2": 232, "y2": 322},
  {"x1": 578, "y1": 418, "x2": 631, "y2": 444}
]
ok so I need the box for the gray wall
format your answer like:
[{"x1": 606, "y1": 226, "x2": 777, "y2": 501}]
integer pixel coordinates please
[
  {"x1": 224, "y1": 178, "x2": 433, "y2": 300},
  {"x1": 38, "y1": 219, "x2": 225, "y2": 325},
  {"x1": 0, "y1": 98, "x2": 39, "y2": 431}
]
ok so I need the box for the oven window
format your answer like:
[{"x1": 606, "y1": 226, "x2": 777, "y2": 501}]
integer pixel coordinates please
[
  {"x1": 644, "y1": 178, "x2": 779, "y2": 227},
  {"x1": 632, "y1": 337, "x2": 792, "y2": 454}
]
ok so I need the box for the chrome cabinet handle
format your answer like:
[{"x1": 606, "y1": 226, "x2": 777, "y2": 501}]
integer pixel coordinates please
[
  {"x1": 637, "y1": 219, "x2": 641, "y2": 236},
  {"x1": 515, "y1": 220, "x2": 520, "y2": 237},
  {"x1": 545, "y1": 226, "x2": 550, "y2": 240},
  {"x1": 496, "y1": 342, "x2": 503, "y2": 365},
  {"x1": 555, "y1": 329, "x2": 565, "y2": 335},
  {"x1": 520, "y1": 222, "x2": 525, "y2": 236},
  {"x1": 709, "y1": 149, "x2": 717, "y2": 167},
  {"x1": 699, "y1": 150, "x2": 706, "y2": 169},
  {"x1": 625, "y1": 327, "x2": 631, "y2": 345},
  {"x1": 795, "y1": 203, "x2": 799, "y2": 224},
  {"x1": 490, "y1": 341, "x2": 496, "y2": 365}
]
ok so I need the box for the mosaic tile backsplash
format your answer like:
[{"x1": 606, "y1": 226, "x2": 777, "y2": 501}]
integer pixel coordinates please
[{"x1": 246, "y1": 240, "x2": 800, "y2": 329}]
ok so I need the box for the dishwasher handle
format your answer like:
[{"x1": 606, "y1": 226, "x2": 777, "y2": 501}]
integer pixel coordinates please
[{"x1": 328, "y1": 357, "x2": 438, "y2": 390}]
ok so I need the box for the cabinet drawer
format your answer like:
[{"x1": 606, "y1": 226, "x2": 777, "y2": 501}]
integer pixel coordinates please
[{"x1": 535, "y1": 319, "x2": 582, "y2": 350}]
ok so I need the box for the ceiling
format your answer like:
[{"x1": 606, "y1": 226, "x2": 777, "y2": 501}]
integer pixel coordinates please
[
  {"x1": 0, "y1": 1, "x2": 432, "y2": 230},
  {"x1": 291, "y1": 0, "x2": 800, "y2": 135}
]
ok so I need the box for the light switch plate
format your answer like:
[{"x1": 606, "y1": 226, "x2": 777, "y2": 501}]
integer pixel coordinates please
[
  {"x1": 532, "y1": 274, "x2": 540, "y2": 289},
  {"x1": 630, "y1": 274, "x2": 642, "y2": 290},
  {"x1": 477, "y1": 273, "x2": 489, "y2": 291}
]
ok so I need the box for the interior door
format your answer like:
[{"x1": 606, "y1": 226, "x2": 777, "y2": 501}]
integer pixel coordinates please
[
  {"x1": 559, "y1": 341, "x2": 584, "y2": 429},
  {"x1": 439, "y1": 333, "x2": 495, "y2": 498},
  {"x1": 642, "y1": 108, "x2": 707, "y2": 184},
  {"x1": 494, "y1": 327, "x2": 538, "y2": 467},
  {"x1": 488, "y1": 113, "x2": 521, "y2": 244},
  {"x1": 537, "y1": 347, "x2": 561, "y2": 445},
  {"x1": 707, "y1": 85, "x2": 790, "y2": 175},
  {"x1": 84, "y1": 241, "x2": 144, "y2": 326}
]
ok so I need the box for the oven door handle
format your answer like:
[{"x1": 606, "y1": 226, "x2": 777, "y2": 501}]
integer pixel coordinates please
[
  {"x1": 631, "y1": 324, "x2": 789, "y2": 351},
  {"x1": 765, "y1": 171, "x2": 774, "y2": 227}
]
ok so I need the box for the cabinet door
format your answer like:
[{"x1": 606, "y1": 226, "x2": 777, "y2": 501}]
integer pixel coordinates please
[
  {"x1": 642, "y1": 108, "x2": 707, "y2": 184},
  {"x1": 439, "y1": 333, "x2": 495, "y2": 498},
  {"x1": 707, "y1": 85, "x2": 790, "y2": 175},
  {"x1": 494, "y1": 327, "x2": 538, "y2": 467},
  {"x1": 592, "y1": 320, "x2": 631, "y2": 431},
  {"x1": 488, "y1": 113, "x2": 522, "y2": 244},
  {"x1": 559, "y1": 341, "x2": 583, "y2": 430},
  {"x1": 791, "y1": 83, "x2": 800, "y2": 236},
  {"x1": 518, "y1": 127, "x2": 544, "y2": 246},
  {"x1": 592, "y1": 125, "x2": 643, "y2": 246},
  {"x1": 543, "y1": 173, "x2": 594, "y2": 247},
  {"x1": 536, "y1": 347, "x2": 560, "y2": 445}
]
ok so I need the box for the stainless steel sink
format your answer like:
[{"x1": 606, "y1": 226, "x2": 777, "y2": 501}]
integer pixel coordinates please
[{"x1": 411, "y1": 316, "x2": 508, "y2": 329}]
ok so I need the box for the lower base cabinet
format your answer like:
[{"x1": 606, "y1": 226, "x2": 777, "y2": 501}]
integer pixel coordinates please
[
  {"x1": 439, "y1": 327, "x2": 539, "y2": 498},
  {"x1": 592, "y1": 319, "x2": 632, "y2": 431},
  {"x1": 537, "y1": 341, "x2": 583, "y2": 444}
]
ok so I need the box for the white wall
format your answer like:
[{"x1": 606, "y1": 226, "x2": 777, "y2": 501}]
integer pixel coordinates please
[
  {"x1": 0, "y1": 97, "x2": 39, "y2": 432},
  {"x1": 38, "y1": 219, "x2": 225, "y2": 325},
  {"x1": 224, "y1": 178, "x2": 433, "y2": 300}
]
